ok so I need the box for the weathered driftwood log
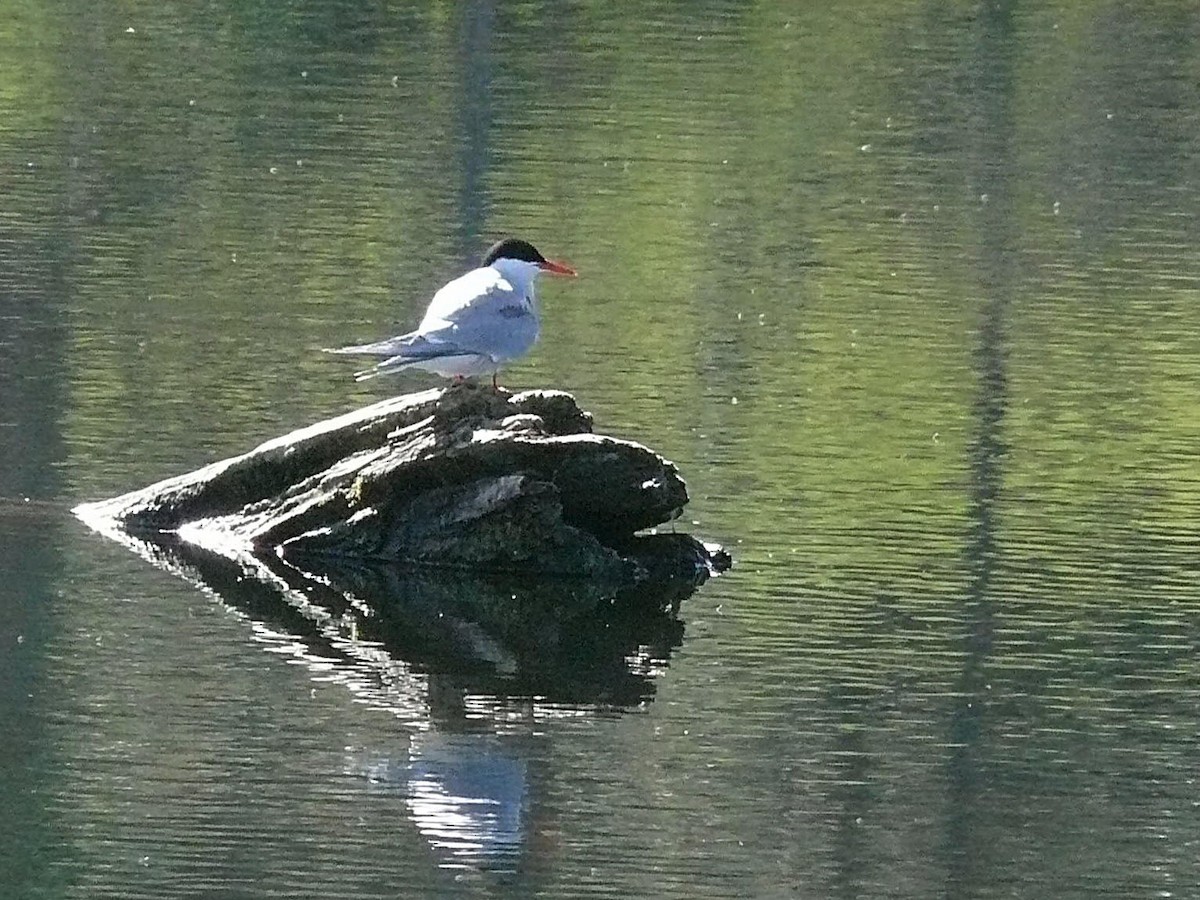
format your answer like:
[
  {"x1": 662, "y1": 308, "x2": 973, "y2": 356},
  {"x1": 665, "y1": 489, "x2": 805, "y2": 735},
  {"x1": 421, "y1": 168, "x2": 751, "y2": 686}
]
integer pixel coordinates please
[{"x1": 75, "y1": 383, "x2": 727, "y2": 585}]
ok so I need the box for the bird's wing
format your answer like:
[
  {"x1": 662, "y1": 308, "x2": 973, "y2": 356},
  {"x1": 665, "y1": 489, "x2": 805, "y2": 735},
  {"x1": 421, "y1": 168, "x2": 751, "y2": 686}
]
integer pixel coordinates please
[
  {"x1": 419, "y1": 267, "x2": 524, "y2": 330},
  {"x1": 418, "y1": 267, "x2": 535, "y2": 359},
  {"x1": 327, "y1": 266, "x2": 531, "y2": 362}
]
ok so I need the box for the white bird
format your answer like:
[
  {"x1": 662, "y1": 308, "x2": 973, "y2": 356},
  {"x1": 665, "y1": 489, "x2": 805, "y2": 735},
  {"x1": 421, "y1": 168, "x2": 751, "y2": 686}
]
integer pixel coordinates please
[{"x1": 325, "y1": 237, "x2": 577, "y2": 388}]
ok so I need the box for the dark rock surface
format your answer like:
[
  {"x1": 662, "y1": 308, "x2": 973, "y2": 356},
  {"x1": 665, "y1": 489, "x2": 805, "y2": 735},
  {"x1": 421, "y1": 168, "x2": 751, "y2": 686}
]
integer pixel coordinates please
[{"x1": 75, "y1": 383, "x2": 726, "y2": 585}]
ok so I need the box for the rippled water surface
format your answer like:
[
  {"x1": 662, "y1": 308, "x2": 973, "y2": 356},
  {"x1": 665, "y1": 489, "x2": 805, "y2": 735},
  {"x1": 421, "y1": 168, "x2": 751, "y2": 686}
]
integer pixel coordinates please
[{"x1": 4, "y1": 3, "x2": 1200, "y2": 897}]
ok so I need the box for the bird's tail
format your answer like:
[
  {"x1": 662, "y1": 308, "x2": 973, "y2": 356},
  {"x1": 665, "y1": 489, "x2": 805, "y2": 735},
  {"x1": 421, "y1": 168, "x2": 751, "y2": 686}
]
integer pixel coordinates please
[
  {"x1": 326, "y1": 334, "x2": 420, "y2": 379},
  {"x1": 328, "y1": 333, "x2": 475, "y2": 380},
  {"x1": 352, "y1": 356, "x2": 420, "y2": 381},
  {"x1": 323, "y1": 337, "x2": 408, "y2": 357}
]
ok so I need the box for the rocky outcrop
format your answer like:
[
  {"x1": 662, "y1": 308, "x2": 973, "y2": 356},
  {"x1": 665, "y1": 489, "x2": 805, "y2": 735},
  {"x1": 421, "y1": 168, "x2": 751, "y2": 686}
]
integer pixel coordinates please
[{"x1": 75, "y1": 383, "x2": 728, "y2": 587}]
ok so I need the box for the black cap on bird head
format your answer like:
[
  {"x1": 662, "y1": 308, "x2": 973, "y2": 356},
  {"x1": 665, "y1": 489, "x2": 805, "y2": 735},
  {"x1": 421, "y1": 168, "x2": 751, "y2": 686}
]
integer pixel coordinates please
[
  {"x1": 481, "y1": 237, "x2": 578, "y2": 277},
  {"x1": 481, "y1": 237, "x2": 547, "y2": 267}
]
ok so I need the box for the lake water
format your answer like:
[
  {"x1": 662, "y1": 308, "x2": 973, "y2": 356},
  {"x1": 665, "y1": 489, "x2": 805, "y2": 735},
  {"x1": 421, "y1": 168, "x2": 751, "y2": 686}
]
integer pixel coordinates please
[{"x1": 4, "y1": 2, "x2": 1200, "y2": 897}]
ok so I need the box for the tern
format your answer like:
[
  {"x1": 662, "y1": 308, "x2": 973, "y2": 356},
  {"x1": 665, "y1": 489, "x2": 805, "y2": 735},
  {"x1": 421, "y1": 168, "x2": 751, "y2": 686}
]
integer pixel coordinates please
[{"x1": 325, "y1": 237, "x2": 577, "y2": 388}]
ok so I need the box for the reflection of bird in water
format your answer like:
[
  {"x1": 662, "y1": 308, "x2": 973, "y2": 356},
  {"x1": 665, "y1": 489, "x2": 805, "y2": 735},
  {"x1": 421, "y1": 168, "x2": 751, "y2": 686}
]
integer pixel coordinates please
[
  {"x1": 352, "y1": 733, "x2": 528, "y2": 872},
  {"x1": 326, "y1": 238, "x2": 577, "y2": 388}
]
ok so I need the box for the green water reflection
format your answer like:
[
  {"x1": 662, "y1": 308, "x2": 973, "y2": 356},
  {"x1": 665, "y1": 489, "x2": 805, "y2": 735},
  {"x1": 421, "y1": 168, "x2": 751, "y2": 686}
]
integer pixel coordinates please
[{"x1": 2, "y1": 1, "x2": 1199, "y2": 897}]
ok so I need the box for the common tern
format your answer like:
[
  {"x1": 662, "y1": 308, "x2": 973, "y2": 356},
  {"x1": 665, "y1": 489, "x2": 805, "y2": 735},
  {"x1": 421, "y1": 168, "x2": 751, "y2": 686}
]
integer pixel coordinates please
[{"x1": 326, "y1": 237, "x2": 577, "y2": 387}]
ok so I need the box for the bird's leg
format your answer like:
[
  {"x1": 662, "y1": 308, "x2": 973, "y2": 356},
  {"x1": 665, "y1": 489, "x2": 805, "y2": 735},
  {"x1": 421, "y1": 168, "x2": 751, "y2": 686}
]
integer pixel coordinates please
[{"x1": 492, "y1": 372, "x2": 498, "y2": 390}]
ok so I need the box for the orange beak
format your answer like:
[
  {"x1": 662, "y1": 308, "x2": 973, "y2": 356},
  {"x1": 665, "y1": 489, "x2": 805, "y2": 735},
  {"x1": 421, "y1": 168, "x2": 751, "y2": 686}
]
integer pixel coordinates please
[{"x1": 538, "y1": 259, "x2": 578, "y2": 277}]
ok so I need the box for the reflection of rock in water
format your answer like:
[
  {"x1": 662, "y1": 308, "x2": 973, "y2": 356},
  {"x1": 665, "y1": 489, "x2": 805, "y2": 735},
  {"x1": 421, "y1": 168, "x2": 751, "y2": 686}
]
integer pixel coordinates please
[
  {"x1": 99, "y1": 527, "x2": 715, "y2": 866},
  {"x1": 298, "y1": 538, "x2": 703, "y2": 707},
  {"x1": 80, "y1": 523, "x2": 714, "y2": 714}
]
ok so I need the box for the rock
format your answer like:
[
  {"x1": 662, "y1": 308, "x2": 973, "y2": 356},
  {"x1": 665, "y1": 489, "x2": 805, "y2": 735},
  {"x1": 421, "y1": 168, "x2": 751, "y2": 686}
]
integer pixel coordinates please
[{"x1": 75, "y1": 383, "x2": 726, "y2": 584}]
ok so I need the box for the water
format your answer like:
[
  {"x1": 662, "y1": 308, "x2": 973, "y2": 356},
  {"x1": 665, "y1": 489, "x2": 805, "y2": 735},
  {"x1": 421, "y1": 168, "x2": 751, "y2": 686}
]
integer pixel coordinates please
[{"x1": 4, "y1": 2, "x2": 1200, "y2": 896}]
